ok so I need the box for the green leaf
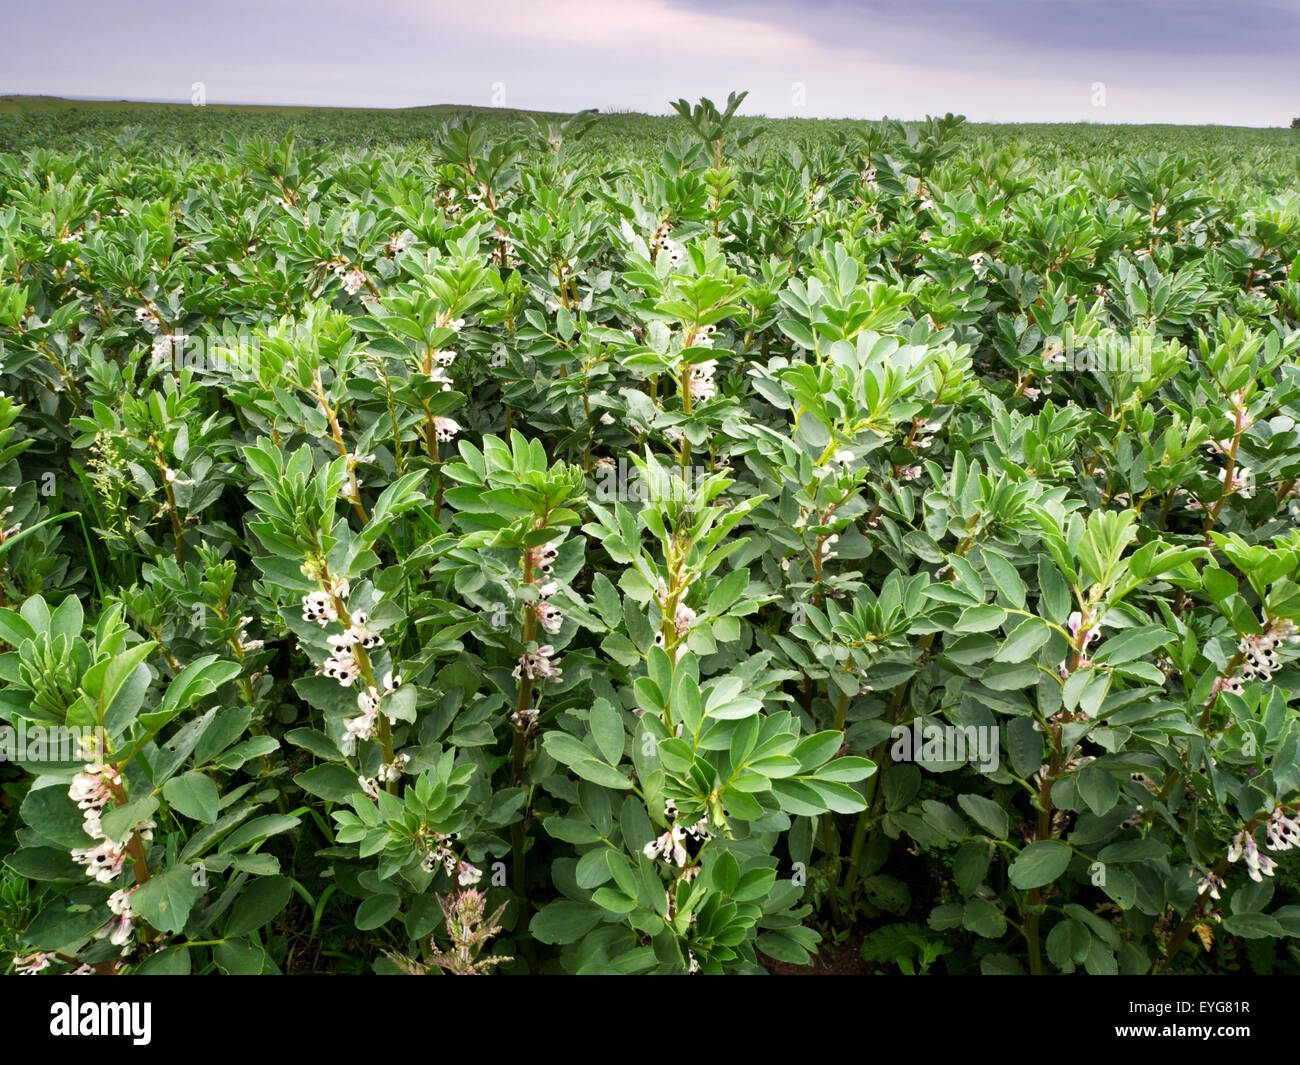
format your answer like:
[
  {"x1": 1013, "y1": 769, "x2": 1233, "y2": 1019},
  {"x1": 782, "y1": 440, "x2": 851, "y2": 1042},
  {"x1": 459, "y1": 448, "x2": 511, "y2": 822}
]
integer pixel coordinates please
[
  {"x1": 24, "y1": 897, "x2": 114, "y2": 950},
  {"x1": 1098, "y1": 837, "x2": 1168, "y2": 863},
  {"x1": 956, "y1": 605, "x2": 1007, "y2": 633},
  {"x1": 214, "y1": 939, "x2": 275, "y2": 974},
  {"x1": 793, "y1": 730, "x2": 843, "y2": 772},
  {"x1": 224, "y1": 876, "x2": 293, "y2": 937},
  {"x1": 100, "y1": 795, "x2": 159, "y2": 844},
  {"x1": 163, "y1": 772, "x2": 221, "y2": 823},
  {"x1": 953, "y1": 841, "x2": 993, "y2": 895},
  {"x1": 1037, "y1": 557, "x2": 1071, "y2": 622},
  {"x1": 355, "y1": 894, "x2": 401, "y2": 931},
  {"x1": 132, "y1": 865, "x2": 204, "y2": 934},
  {"x1": 135, "y1": 946, "x2": 192, "y2": 974},
  {"x1": 530, "y1": 900, "x2": 602, "y2": 944},
  {"x1": 706, "y1": 567, "x2": 748, "y2": 616},
  {"x1": 1075, "y1": 763, "x2": 1120, "y2": 816},
  {"x1": 5, "y1": 846, "x2": 83, "y2": 881},
  {"x1": 143, "y1": 656, "x2": 242, "y2": 732},
  {"x1": 95, "y1": 642, "x2": 157, "y2": 725},
  {"x1": 862, "y1": 874, "x2": 911, "y2": 915},
  {"x1": 1092, "y1": 625, "x2": 1173, "y2": 666},
  {"x1": 222, "y1": 814, "x2": 301, "y2": 852},
  {"x1": 962, "y1": 897, "x2": 1007, "y2": 938},
  {"x1": 575, "y1": 848, "x2": 615, "y2": 890},
  {"x1": 957, "y1": 793, "x2": 1009, "y2": 838},
  {"x1": 992, "y1": 617, "x2": 1051, "y2": 663},
  {"x1": 588, "y1": 699, "x2": 625, "y2": 765},
  {"x1": 1008, "y1": 841, "x2": 1072, "y2": 889},
  {"x1": 21, "y1": 784, "x2": 96, "y2": 849},
  {"x1": 295, "y1": 764, "x2": 360, "y2": 802},
  {"x1": 984, "y1": 553, "x2": 1027, "y2": 609}
]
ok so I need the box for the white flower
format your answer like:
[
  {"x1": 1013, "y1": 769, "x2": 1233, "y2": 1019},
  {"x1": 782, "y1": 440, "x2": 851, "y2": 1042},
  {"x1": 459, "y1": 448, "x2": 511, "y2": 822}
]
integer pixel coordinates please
[
  {"x1": 1239, "y1": 628, "x2": 1283, "y2": 682},
  {"x1": 69, "y1": 763, "x2": 118, "y2": 815},
  {"x1": 1266, "y1": 807, "x2": 1300, "y2": 851},
  {"x1": 1067, "y1": 609, "x2": 1101, "y2": 649},
  {"x1": 433, "y1": 416, "x2": 460, "y2": 442},
  {"x1": 1213, "y1": 674, "x2": 1245, "y2": 697},
  {"x1": 538, "y1": 601, "x2": 564, "y2": 635},
  {"x1": 327, "y1": 612, "x2": 382, "y2": 652},
  {"x1": 1228, "y1": 830, "x2": 1276, "y2": 881},
  {"x1": 514, "y1": 645, "x2": 562, "y2": 682},
  {"x1": 644, "y1": 825, "x2": 689, "y2": 867},
  {"x1": 674, "y1": 603, "x2": 696, "y2": 638},
  {"x1": 377, "y1": 753, "x2": 409, "y2": 783},
  {"x1": 341, "y1": 704, "x2": 379, "y2": 756},
  {"x1": 687, "y1": 359, "x2": 718, "y2": 402},
  {"x1": 235, "y1": 616, "x2": 263, "y2": 653},
  {"x1": 1196, "y1": 871, "x2": 1225, "y2": 900},
  {"x1": 302, "y1": 591, "x2": 337, "y2": 625},
  {"x1": 529, "y1": 539, "x2": 561, "y2": 575},
  {"x1": 1229, "y1": 467, "x2": 1255, "y2": 499},
  {"x1": 342, "y1": 269, "x2": 367, "y2": 295},
  {"x1": 457, "y1": 861, "x2": 483, "y2": 886},
  {"x1": 321, "y1": 647, "x2": 360, "y2": 687},
  {"x1": 103, "y1": 888, "x2": 137, "y2": 947},
  {"x1": 71, "y1": 838, "x2": 127, "y2": 883},
  {"x1": 13, "y1": 952, "x2": 54, "y2": 975}
]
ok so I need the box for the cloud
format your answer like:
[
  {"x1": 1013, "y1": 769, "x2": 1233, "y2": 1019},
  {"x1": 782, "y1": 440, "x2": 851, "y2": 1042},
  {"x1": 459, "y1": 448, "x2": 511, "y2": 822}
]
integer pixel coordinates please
[
  {"x1": 1, "y1": 0, "x2": 1293, "y2": 124},
  {"x1": 664, "y1": 0, "x2": 1299, "y2": 58}
]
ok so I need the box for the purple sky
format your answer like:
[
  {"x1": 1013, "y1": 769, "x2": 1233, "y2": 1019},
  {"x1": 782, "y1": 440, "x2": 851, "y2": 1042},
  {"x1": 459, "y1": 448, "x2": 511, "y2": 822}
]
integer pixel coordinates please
[{"x1": 5, "y1": 0, "x2": 1298, "y2": 125}]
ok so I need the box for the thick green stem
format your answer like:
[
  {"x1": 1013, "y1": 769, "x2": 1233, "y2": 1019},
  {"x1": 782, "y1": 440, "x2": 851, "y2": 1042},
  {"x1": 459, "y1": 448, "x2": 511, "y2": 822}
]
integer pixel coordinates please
[{"x1": 511, "y1": 548, "x2": 538, "y2": 905}]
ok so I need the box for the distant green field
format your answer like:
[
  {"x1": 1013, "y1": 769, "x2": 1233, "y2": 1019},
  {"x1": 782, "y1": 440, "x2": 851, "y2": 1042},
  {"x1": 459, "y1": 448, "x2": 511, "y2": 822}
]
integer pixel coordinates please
[
  {"x1": 1, "y1": 94, "x2": 1295, "y2": 156},
  {"x1": 0, "y1": 93, "x2": 556, "y2": 117}
]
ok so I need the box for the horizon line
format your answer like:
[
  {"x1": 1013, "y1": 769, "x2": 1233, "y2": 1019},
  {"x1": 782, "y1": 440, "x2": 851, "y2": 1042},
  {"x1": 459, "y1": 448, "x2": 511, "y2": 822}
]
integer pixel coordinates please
[{"x1": 0, "y1": 93, "x2": 1291, "y2": 130}]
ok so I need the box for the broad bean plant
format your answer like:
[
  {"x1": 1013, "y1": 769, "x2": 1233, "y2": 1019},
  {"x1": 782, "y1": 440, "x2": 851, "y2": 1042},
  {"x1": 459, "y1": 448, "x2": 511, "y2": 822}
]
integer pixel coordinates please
[{"x1": 1, "y1": 98, "x2": 1300, "y2": 974}]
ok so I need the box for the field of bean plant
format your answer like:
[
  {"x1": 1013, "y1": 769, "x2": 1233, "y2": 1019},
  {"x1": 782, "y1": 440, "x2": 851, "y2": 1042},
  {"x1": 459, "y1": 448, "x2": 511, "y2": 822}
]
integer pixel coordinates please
[{"x1": 2, "y1": 94, "x2": 1299, "y2": 975}]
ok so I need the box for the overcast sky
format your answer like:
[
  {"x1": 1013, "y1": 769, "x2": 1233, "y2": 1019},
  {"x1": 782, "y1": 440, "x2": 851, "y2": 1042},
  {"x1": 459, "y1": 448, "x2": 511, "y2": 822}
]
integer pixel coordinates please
[{"x1": 5, "y1": 0, "x2": 1297, "y2": 125}]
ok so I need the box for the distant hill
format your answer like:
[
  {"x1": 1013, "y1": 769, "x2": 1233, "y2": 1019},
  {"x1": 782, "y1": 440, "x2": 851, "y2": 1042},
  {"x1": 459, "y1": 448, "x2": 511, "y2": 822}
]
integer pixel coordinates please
[{"x1": 0, "y1": 94, "x2": 589, "y2": 118}]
